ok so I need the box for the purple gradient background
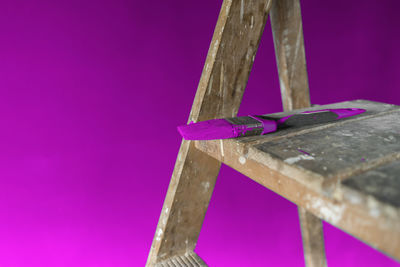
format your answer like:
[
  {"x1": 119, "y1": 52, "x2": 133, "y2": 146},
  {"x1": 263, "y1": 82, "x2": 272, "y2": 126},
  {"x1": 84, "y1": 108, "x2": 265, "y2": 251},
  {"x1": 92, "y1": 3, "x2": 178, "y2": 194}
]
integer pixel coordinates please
[{"x1": 0, "y1": 0, "x2": 399, "y2": 266}]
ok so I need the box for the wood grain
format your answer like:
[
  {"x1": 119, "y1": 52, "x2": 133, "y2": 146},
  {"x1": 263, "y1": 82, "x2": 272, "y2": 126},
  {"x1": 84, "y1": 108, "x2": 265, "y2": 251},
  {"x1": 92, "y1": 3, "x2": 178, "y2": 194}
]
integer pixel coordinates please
[
  {"x1": 298, "y1": 207, "x2": 327, "y2": 267},
  {"x1": 257, "y1": 110, "x2": 400, "y2": 178},
  {"x1": 270, "y1": 0, "x2": 310, "y2": 111},
  {"x1": 343, "y1": 159, "x2": 400, "y2": 208},
  {"x1": 147, "y1": 0, "x2": 273, "y2": 265}
]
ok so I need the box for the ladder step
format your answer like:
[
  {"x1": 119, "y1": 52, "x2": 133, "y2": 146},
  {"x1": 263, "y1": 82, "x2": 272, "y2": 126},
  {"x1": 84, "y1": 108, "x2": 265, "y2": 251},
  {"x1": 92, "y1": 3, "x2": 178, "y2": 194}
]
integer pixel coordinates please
[{"x1": 155, "y1": 251, "x2": 207, "y2": 267}]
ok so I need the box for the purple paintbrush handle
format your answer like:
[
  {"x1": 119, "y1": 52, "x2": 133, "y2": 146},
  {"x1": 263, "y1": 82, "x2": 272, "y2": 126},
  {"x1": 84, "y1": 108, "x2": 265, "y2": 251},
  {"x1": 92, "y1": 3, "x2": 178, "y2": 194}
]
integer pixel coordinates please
[
  {"x1": 176, "y1": 118, "x2": 277, "y2": 140},
  {"x1": 177, "y1": 108, "x2": 366, "y2": 140}
]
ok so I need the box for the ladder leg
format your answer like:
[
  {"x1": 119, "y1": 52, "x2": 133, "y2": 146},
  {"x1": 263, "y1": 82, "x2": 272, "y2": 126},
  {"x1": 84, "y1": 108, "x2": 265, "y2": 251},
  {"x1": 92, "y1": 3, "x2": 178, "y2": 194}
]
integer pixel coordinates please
[
  {"x1": 146, "y1": 0, "x2": 273, "y2": 265},
  {"x1": 270, "y1": 1, "x2": 327, "y2": 266},
  {"x1": 298, "y1": 207, "x2": 328, "y2": 267}
]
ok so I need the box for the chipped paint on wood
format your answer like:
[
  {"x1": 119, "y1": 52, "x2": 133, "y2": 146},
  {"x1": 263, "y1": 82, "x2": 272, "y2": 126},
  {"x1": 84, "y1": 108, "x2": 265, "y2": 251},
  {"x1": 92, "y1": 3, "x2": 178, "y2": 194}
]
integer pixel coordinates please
[
  {"x1": 201, "y1": 181, "x2": 211, "y2": 193},
  {"x1": 305, "y1": 194, "x2": 345, "y2": 224},
  {"x1": 156, "y1": 228, "x2": 163, "y2": 241},
  {"x1": 284, "y1": 154, "x2": 315, "y2": 164},
  {"x1": 206, "y1": 74, "x2": 213, "y2": 95},
  {"x1": 220, "y1": 139, "x2": 225, "y2": 157}
]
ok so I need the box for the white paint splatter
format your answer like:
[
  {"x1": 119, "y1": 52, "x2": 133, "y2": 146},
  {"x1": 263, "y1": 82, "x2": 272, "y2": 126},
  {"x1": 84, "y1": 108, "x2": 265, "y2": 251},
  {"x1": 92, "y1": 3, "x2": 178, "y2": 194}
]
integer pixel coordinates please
[
  {"x1": 177, "y1": 210, "x2": 182, "y2": 223},
  {"x1": 283, "y1": 29, "x2": 289, "y2": 36},
  {"x1": 250, "y1": 15, "x2": 254, "y2": 29},
  {"x1": 341, "y1": 132, "x2": 353, "y2": 137},
  {"x1": 201, "y1": 181, "x2": 210, "y2": 192},
  {"x1": 279, "y1": 80, "x2": 292, "y2": 109},
  {"x1": 239, "y1": 156, "x2": 246, "y2": 164},
  {"x1": 207, "y1": 74, "x2": 214, "y2": 95},
  {"x1": 306, "y1": 195, "x2": 344, "y2": 224},
  {"x1": 155, "y1": 228, "x2": 163, "y2": 241},
  {"x1": 384, "y1": 135, "x2": 395, "y2": 142},
  {"x1": 346, "y1": 193, "x2": 362, "y2": 205},
  {"x1": 220, "y1": 140, "x2": 225, "y2": 157},
  {"x1": 284, "y1": 154, "x2": 315, "y2": 164},
  {"x1": 165, "y1": 207, "x2": 169, "y2": 214},
  {"x1": 212, "y1": 39, "x2": 219, "y2": 58},
  {"x1": 367, "y1": 196, "x2": 381, "y2": 218}
]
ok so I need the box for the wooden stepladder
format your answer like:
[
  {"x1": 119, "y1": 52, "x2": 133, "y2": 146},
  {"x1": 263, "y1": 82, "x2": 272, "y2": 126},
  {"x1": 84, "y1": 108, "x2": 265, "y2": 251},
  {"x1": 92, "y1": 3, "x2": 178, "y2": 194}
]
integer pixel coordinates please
[
  {"x1": 147, "y1": 1, "x2": 325, "y2": 266},
  {"x1": 147, "y1": 0, "x2": 400, "y2": 266}
]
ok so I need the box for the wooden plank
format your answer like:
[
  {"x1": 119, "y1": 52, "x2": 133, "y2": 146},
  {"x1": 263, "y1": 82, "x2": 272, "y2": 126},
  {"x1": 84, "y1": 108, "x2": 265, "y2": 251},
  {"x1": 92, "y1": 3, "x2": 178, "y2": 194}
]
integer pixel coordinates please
[
  {"x1": 235, "y1": 100, "x2": 400, "y2": 146},
  {"x1": 343, "y1": 159, "x2": 400, "y2": 208},
  {"x1": 146, "y1": 0, "x2": 273, "y2": 265},
  {"x1": 270, "y1": 0, "x2": 310, "y2": 111},
  {"x1": 298, "y1": 207, "x2": 327, "y2": 267},
  {"x1": 255, "y1": 109, "x2": 400, "y2": 188},
  {"x1": 194, "y1": 100, "x2": 400, "y2": 261}
]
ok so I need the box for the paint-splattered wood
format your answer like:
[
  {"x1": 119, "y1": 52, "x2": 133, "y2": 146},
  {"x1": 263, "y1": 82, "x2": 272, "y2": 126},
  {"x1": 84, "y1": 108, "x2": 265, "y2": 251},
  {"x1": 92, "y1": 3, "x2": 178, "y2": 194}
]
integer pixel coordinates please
[
  {"x1": 270, "y1": 0, "x2": 310, "y2": 111},
  {"x1": 298, "y1": 207, "x2": 327, "y2": 267},
  {"x1": 189, "y1": 0, "x2": 273, "y2": 122},
  {"x1": 237, "y1": 99, "x2": 399, "y2": 146},
  {"x1": 147, "y1": 0, "x2": 273, "y2": 266},
  {"x1": 194, "y1": 100, "x2": 400, "y2": 261},
  {"x1": 343, "y1": 160, "x2": 400, "y2": 208},
  {"x1": 257, "y1": 109, "x2": 400, "y2": 184}
]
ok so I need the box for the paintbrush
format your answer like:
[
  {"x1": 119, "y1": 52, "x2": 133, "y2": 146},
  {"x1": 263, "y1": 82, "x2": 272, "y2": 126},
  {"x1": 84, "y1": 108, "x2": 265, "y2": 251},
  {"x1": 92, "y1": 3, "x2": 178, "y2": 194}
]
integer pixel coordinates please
[{"x1": 177, "y1": 108, "x2": 366, "y2": 140}]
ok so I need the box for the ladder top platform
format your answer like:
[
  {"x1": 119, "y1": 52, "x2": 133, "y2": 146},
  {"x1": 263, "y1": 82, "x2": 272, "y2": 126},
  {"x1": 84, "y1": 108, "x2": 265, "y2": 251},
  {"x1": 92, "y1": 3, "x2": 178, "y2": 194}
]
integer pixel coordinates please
[{"x1": 195, "y1": 99, "x2": 400, "y2": 260}]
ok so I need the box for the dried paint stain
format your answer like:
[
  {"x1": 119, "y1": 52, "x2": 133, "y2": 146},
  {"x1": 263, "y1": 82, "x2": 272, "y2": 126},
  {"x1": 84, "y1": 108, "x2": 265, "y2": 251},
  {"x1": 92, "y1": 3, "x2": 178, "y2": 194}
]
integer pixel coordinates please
[
  {"x1": 306, "y1": 195, "x2": 344, "y2": 224},
  {"x1": 284, "y1": 154, "x2": 315, "y2": 164},
  {"x1": 220, "y1": 140, "x2": 225, "y2": 157},
  {"x1": 155, "y1": 228, "x2": 163, "y2": 241},
  {"x1": 201, "y1": 181, "x2": 210, "y2": 192},
  {"x1": 239, "y1": 156, "x2": 246, "y2": 164}
]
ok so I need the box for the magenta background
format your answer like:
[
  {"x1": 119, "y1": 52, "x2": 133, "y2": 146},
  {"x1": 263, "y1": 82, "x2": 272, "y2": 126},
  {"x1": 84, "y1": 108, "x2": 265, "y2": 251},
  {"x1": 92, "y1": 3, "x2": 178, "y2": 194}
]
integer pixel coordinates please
[{"x1": 0, "y1": 0, "x2": 399, "y2": 266}]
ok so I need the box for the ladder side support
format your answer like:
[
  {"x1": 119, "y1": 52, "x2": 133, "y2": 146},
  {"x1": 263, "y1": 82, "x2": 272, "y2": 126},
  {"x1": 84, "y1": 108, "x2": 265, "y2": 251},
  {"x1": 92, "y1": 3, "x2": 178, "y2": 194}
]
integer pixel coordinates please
[
  {"x1": 270, "y1": 1, "x2": 327, "y2": 266},
  {"x1": 147, "y1": 0, "x2": 273, "y2": 265},
  {"x1": 270, "y1": 0, "x2": 311, "y2": 111}
]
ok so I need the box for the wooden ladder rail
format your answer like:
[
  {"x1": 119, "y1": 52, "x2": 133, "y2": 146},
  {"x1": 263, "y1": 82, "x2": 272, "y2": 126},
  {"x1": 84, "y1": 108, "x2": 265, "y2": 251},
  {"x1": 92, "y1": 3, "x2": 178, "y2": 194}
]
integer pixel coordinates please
[
  {"x1": 146, "y1": 0, "x2": 273, "y2": 265},
  {"x1": 270, "y1": 0, "x2": 327, "y2": 266},
  {"x1": 147, "y1": 0, "x2": 327, "y2": 266}
]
